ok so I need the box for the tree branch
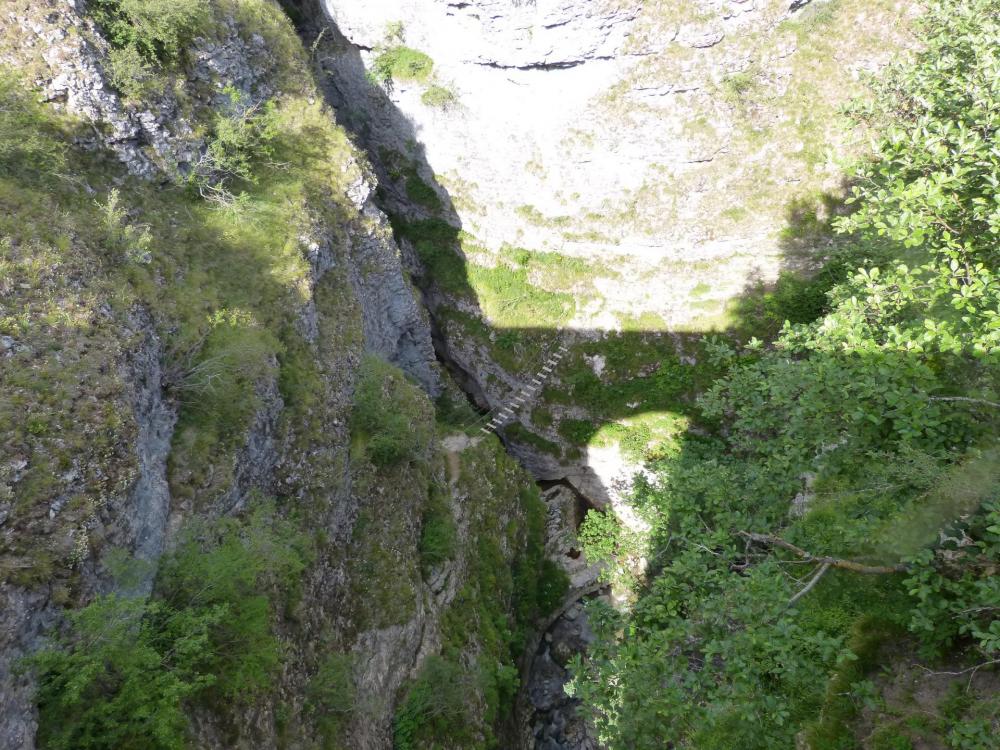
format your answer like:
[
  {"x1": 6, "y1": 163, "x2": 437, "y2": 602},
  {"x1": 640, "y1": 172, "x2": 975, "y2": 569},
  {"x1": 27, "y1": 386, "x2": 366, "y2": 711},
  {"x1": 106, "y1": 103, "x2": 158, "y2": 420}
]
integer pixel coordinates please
[
  {"x1": 738, "y1": 531, "x2": 908, "y2": 574},
  {"x1": 929, "y1": 396, "x2": 1000, "y2": 410},
  {"x1": 787, "y1": 562, "x2": 831, "y2": 606}
]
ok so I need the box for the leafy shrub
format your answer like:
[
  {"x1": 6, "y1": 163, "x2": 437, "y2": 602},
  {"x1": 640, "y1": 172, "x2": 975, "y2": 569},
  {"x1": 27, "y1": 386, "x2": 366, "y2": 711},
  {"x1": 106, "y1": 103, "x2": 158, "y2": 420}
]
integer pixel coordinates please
[
  {"x1": 190, "y1": 87, "x2": 282, "y2": 203},
  {"x1": 393, "y1": 656, "x2": 476, "y2": 750},
  {"x1": 28, "y1": 507, "x2": 308, "y2": 749},
  {"x1": 420, "y1": 84, "x2": 457, "y2": 109},
  {"x1": 905, "y1": 499, "x2": 1000, "y2": 660},
  {"x1": 104, "y1": 45, "x2": 161, "y2": 100},
  {"x1": 97, "y1": 188, "x2": 153, "y2": 263},
  {"x1": 369, "y1": 46, "x2": 433, "y2": 87},
  {"x1": 88, "y1": 0, "x2": 211, "y2": 65},
  {"x1": 350, "y1": 354, "x2": 432, "y2": 468},
  {"x1": 0, "y1": 71, "x2": 65, "y2": 176},
  {"x1": 308, "y1": 653, "x2": 356, "y2": 748}
]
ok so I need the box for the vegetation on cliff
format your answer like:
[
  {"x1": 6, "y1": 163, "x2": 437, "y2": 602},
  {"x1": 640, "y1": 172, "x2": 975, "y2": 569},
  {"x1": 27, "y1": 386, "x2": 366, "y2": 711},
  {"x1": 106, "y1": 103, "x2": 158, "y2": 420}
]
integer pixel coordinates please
[
  {"x1": 3, "y1": 1, "x2": 559, "y2": 748},
  {"x1": 571, "y1": 2, "x2": 1000, "y2": 747}
]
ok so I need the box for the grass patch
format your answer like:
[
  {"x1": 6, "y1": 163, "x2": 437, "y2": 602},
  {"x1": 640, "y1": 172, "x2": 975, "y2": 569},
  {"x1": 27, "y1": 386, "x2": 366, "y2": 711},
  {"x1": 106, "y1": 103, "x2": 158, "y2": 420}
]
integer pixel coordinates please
[
  {"x1": 504, "y1": 422, "x2": 562, "y2": 458},
  {"x1": 29, "y1": 506, "x2": 309, "y2": 749},
  {"x1": 403, "y1": 169, "x2": 442, "y2": 212},
  {"x1": 421, "y1": 84, "x2": 457, "y2": 109},
  {"x1": 371, "y1": 46, "x2": 433, "y2": 84},
  {"x1": 350, "y1": 354, "x2": 433, "y2": 468}
]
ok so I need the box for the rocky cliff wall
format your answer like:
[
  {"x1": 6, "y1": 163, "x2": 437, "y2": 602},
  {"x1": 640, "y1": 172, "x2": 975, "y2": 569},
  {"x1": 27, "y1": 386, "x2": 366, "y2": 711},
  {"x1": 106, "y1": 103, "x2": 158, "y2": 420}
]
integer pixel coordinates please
[{"x1": 0, "y1": 2, "x2": 549, "y2": 747}]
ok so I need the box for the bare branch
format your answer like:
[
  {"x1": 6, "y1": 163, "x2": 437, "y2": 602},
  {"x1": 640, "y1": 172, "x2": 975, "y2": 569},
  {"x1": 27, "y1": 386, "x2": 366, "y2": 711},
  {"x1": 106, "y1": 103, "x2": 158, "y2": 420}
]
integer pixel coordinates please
[
  {"x1": 787, "y1": 562, "x2": 831, "y2": 606},
  {"x1": 929, "y1": 396, "x2": 1000, "y2": 410},
  {"x1": 738, "y1": 531, "x2": 908, "y2": 574},
  {"x1": 915, "y1": 659, "x2": 1000, "y2": 677}
]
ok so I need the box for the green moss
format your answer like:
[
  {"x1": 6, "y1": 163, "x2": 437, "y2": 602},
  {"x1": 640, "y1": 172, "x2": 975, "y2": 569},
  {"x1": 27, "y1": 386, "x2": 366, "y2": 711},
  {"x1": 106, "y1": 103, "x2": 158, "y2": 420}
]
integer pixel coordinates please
[
  {"x1": 419, "y1": 482, "x2": 457, "y2": 573},
  {"x1": 420, "y1": 84, "x2": 457, "y2": 109},
  {"x1": 371, "y1": 46, "x2": 433, "y2": 84},
  {"x1": 392, "y1": 217, "x2": 470, "y2": 296},
  {"x1": 403, "y1": 169, "x2": 442, "y2": 212},
  {"x1": 350, "y1": 354, "x2": 433, "y2": 468},
  {"x1": 504, "y1": 422, "x2": 562, "y2": 458}
]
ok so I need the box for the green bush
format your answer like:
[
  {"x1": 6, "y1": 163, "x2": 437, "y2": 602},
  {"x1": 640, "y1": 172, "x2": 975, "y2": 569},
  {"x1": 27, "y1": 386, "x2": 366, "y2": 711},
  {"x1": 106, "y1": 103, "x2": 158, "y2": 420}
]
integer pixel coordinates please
[
  {"x1": 369, "y1": 46, "x2": 433, "y2": 86},
  {"x1": 28, "y1": 507, "x2": 308, "y2": 749},
  {"x1": 350, "y1": 354, "x2": 432, "y2": 468},
  {"x1": 420, "y1": 84, "x2": 457, "y2": 109},
  {"x1": 308, "y1": 653, "x2": 356, "y2": 748},
  {"x1": 393, "y1": 656, "x2": 476, "y2": 750},
  {"x1": 190, "y1": 87, "x2": 282, "y2": 201},
  {"x1": 88, "y1": 0, "x2": 211, "y2": 65},
  {"x1": 0, "y1": 71, "x2": 65, "y2": 177},
  {"x1": 419, "y1": 486, "x2": 457, "y2": 573}
]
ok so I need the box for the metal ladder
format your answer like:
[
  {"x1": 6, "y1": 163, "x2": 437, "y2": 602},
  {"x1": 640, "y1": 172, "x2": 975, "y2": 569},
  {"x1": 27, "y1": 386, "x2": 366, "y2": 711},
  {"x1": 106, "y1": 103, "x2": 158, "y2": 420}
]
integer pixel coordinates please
[{"x1": 480, "y1": 344, "x2": 569, "y2": 435}]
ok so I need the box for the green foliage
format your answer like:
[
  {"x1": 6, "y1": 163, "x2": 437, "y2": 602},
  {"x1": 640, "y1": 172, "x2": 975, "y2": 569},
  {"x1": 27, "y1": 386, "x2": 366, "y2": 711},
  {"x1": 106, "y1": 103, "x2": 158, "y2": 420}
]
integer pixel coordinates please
[
  {"x1": 393, "y1": 656, "x2": 476, "y2": 750},
  {"x1": 97, "y1": 188, "x2": 153, "y2": 264},
  {"x1": 419, "y1": 483, "x2": 457, "y2": 573},
  {"x1": 0, "y1": 71, "x2": 66, "y2": 176},
  {"x1": 190, "y1": 87, "x2": 282, "y2": 200},
  {"x1": 390, "y1": 217, "x2": 469, "y2": 296},
  {"x1": 838, "y1": 0, "x2": 1000, "y2": 261},
  {"x1": 420, "y1": 84, "x2": 458, "y2": 109},
  {"x1": 369, "y1": 46, "x2": 433, "y2": 86},
  {"x1": 905, "y1": 499, "x2": 1000, "y2": 660},
  {"x1": 512, "y1": 487, "x2": 568, "y2": 624},
  {"x1": 578, "y1": 509, "x2": 622, "y2": 566},
  {"x1": 28, "y1": 507, "x2": 308, "y2": 749},
  {"x1": 87, "y1": 0, "x2": 210, "y2": 97},
  {"x1": 308, "y1": 653, "x2": 356, "y2": 748},
  {"x1": 91, "y1": 0, "x2": 211, "y2": 61},
  {"x1": 350, "y1": 354, "x2": 432, "y2": 468},
  {"x1": 536, "y1": 558, "x2": 571, "y2": 615},
  {"x1": 571, "y1": 3, "x2": 1000, "y2": 746},
  {"x1": 434, "y1": 389, "x2": 480, "y2": 429},
  {"x1": 403, "y1": 169, "x2": 442, "y2": 212}
]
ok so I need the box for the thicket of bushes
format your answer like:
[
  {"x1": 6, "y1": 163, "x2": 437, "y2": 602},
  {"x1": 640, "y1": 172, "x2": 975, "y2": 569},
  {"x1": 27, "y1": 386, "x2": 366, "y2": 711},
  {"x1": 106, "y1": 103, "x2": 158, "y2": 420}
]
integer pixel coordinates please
[
  {"x1": 350, "y1": 354, "x2": 433, "y2": 468},
  {"x1": 571, "y1": 2, "x2": 1000, "y2": 747},
  {"x1": 28, "y1": 507, "x2": 309, "y2": 750}
]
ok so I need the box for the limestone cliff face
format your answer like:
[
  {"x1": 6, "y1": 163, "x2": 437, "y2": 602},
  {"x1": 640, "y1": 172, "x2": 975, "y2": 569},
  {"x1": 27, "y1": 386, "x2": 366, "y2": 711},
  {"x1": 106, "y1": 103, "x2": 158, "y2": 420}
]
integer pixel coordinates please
[{"x1": 313, "y1": 0, "x2": 917, "y2": 507}]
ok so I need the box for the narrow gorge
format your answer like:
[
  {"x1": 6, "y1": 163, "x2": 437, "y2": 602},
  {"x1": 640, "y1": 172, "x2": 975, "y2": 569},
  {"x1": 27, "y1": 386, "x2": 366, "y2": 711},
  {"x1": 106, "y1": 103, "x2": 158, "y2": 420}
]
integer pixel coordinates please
[{"x1": 1, "y1": 1, "x2": 998, "y2": 749}]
